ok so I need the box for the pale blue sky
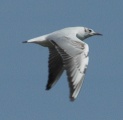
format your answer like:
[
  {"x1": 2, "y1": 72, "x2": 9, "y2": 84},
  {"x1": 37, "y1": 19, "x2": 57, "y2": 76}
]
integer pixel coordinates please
[{"x1": 0, "y1": 0, "x2": 123, "y2": 120}]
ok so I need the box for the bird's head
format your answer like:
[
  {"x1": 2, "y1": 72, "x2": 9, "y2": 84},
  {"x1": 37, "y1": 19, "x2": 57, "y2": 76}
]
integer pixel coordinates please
[{"x1": 76, "y1": 27, "x2": 102, "y2": 40}]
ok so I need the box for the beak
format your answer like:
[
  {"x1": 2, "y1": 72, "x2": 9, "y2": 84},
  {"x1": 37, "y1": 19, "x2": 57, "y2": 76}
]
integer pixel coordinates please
[{"x1": 93, "y1": 32, "x2": 103, "y2": 36}]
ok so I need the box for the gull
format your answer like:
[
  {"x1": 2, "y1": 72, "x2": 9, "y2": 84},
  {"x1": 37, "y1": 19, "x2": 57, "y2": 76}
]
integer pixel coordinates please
[{"x1": 23, "y1": 26, "x2": 102, "y2": 101}]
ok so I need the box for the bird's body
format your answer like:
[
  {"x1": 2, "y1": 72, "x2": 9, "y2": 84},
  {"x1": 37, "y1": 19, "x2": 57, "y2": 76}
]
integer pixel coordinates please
[{"x1": 23, "y1": 26, "x2": 102, "y2": 101}]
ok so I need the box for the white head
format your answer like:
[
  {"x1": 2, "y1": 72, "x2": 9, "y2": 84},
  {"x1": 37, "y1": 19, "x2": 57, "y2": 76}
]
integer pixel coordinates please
[{"x1": 76, "y1": 27, "x2": 102, "y2": 40}]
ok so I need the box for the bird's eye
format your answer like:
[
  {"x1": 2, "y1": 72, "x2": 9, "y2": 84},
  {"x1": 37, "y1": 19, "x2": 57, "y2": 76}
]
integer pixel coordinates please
[{"x1": 88, "y1": 29, "x2": 92, "y2": 33}]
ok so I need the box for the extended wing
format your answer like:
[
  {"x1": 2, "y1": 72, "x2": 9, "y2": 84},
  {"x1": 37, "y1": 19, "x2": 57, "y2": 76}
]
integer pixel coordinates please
[{"x1": 50, "y1": 37, "x2": 89, "y2": 101}]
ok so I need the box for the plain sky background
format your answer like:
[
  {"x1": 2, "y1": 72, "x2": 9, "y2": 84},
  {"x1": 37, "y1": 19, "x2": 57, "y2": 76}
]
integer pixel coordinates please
[{"x1": 0, "y1": 0, "x2": 123, "y2": 120}]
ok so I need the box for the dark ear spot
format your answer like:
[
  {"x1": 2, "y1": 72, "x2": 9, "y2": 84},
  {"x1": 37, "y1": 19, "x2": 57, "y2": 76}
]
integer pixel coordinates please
[{"x1": 84, "y1": 28, "x2": 87, "y2": 32}]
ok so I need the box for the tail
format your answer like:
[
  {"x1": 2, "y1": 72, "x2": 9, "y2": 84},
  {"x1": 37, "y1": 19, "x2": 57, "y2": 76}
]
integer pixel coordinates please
[{"x1": 22, "y1": 35, "x2": 47, "y2": 45}]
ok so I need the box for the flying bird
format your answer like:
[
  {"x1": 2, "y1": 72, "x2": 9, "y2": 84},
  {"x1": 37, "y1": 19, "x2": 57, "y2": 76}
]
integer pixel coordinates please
[{"x1": 23, "y1": 27, "x2": 102, "y2": 101}]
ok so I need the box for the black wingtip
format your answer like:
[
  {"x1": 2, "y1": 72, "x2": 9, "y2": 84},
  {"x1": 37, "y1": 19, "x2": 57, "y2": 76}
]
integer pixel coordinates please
[
  {"x1": 46, "y1": 84, "x2": 52, "y2": 90},
  {"x1": 46, "y1": 85, "x2": 51, "y2": 90},
  {"x1": 22, "y1": 41, "x2": 27, "y2": 43}
]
